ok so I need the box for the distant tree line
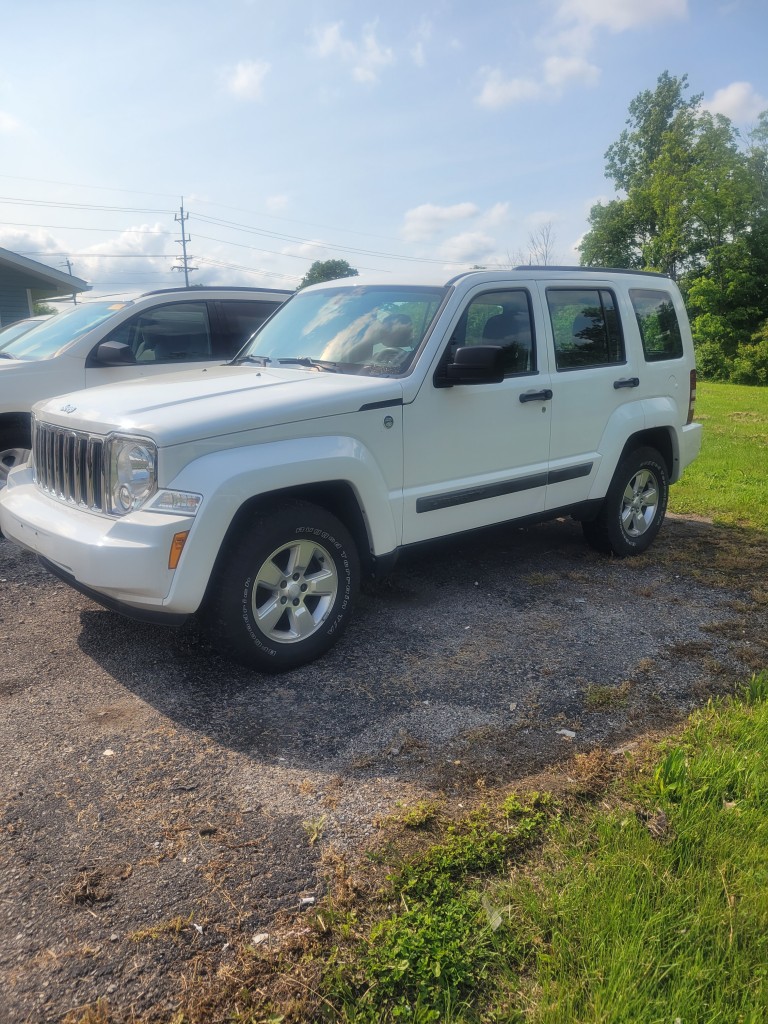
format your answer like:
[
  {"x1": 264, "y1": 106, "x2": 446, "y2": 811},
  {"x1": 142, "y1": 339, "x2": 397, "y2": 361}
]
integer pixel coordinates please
[{"x1": 580, "y1": 71, "x2": 768, "y2": 385}]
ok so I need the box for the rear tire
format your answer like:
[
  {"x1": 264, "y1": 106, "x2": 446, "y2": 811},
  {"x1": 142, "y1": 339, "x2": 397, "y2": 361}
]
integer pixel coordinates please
[
  {"x1": 202, "y1": 499, "x2": 360, "y2": 672},
  {"x1": 582, "y1": 446, "x2": 669, "y2": 557}
]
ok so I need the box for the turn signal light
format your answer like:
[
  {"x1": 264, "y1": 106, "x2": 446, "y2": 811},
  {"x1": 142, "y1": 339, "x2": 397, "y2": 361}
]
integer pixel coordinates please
[{"x1": 168, "y1": 531, "x2": 190, "y2": 570}]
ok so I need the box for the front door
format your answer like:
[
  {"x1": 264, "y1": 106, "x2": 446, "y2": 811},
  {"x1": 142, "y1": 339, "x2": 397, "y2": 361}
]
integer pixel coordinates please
[{"x1": 402, "y1": 287, "x2": 552, "y2": 545}]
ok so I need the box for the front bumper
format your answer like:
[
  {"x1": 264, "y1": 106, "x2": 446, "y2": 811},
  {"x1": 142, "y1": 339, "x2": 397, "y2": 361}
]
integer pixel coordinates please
[{"x1": 0, "y1": 466, "x2": 197, "y2": 617}]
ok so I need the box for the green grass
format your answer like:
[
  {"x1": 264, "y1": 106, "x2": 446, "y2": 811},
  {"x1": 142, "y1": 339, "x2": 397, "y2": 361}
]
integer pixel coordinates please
[
  {"x1": 321, "y1": 674, "x2": 768, "y2": 1023},
  {"x1": 670, "y1": 381, "x2": 768, "y2": 529},
  {"x1": 493, "y1": 672, "x2": 768, "y2": 1023}
]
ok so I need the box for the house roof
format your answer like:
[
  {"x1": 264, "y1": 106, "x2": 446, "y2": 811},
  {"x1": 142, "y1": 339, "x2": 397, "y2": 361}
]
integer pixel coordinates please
[{"x1": 0, "y1": 247, "x2": 90, "y2": 297}]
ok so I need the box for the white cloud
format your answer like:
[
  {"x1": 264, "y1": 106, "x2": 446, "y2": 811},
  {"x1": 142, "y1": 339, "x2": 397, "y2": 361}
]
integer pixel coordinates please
[
  {"x1": 411, "y1": 41, "x2": 426, "y2": 67},
  {"x1": 0, "y1": 225, "x2": 174, "y2": 295},
  {"x1": 409, "y1": 18, "x2": 431, "y2": 67},
  {"x1": 479, "y1": 202, "x2": 511, "y2": 229},
  {"x1": 0, "y1": 228, "x2": 63, "y2": 261},
  {"x1": 554, "y1": 0, "x2": 687, "y2": 33},
  {"x1": 223, "y1": 60, "x2": 271, "y2": 101},
  {"x1": 312, "y1": 21, "x2": 394, "y2": 83},
  {"x1": 477, "y1": 70, "x2": 542, "y2": 108},
  {"x1": 266, "y1": 194, "x2": 290, "y2": 213},
  {"x1": 0, "y1": 111, "x2": 20, "y2": 133},
  {"x1": 438, "y1": 231, "x2": 497, "y2": 263},
  {"x1": 543, "y1": 55, "x2": 599, "y2": 88},
  {"x1": 401, "y1": 202, "x2": 479, "y2": 242},
  {"x1": 477, "y1": 0, "x2": 684, "y2": 108},
  {"x1": 704, "y1": 81, "x2": 768, "y2": 122}
]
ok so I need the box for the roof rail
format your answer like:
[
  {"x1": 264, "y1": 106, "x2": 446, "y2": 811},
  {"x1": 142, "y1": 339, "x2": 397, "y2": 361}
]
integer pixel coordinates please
[
  {"x1": 514, "y1": 265, "x2": 670, "y2": 278},
  {"x1": 139, "y1": 286, "x2": 294, "y2": 297}
]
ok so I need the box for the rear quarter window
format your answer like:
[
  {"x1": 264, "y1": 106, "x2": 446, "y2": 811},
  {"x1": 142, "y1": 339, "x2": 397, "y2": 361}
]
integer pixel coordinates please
[{"x1": 630, "y1": 289, "x2": 684, "y2": 362}]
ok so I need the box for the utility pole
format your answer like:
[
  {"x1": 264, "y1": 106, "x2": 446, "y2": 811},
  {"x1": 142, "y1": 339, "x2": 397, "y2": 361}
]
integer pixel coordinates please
[
  {"x1": 173, "y1": 198, "x2": 197, "y2": 286},
  {"x1": 62, "y1": 257, "x2": 78, "y2": 304}
]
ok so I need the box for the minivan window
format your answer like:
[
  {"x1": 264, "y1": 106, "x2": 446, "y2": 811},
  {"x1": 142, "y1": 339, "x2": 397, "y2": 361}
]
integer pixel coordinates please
[
  {"x1": 0, "y1": 301, "x2": 132, "y2": 361},
  {"x1": 630, "y1": 289, "x2": 684, "y2": 361}
]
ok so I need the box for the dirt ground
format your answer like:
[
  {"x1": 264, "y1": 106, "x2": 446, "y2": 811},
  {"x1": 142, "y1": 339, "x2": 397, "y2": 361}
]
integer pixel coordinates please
[{"x1": 1, "y1": 514, "x2": 767, "y2": 1023}]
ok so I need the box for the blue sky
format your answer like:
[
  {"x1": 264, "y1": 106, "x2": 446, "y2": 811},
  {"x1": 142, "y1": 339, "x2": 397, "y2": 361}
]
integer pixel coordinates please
[{"x1": 1, "y1": 0, "x2": 767, "y2": 299}]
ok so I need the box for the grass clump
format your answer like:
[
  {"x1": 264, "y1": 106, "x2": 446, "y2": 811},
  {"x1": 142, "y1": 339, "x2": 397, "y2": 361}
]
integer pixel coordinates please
[{"x1": 325, "y1": 794, "x2": 554, "y2": 1022}]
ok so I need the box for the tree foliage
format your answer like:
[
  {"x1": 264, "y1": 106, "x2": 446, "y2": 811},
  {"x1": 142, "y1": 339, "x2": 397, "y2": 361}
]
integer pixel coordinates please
[
  {"x1": 298, "y1": 259, "x2": 359, "y2": 289},
  {"x1": 580, "y1": 72, "x2": 768, "y2": 383}
]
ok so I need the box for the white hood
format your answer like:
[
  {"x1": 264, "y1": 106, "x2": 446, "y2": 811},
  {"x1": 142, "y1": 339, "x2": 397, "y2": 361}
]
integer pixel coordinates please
[{"x1": 32, "y1": 363, "x2": 404, "y2": 447}]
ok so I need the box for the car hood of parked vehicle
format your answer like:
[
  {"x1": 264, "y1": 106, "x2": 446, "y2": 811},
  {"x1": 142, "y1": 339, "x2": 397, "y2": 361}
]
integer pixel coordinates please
[{"x1": 31, "y1": 362, "x2": 406, "y2": 447}]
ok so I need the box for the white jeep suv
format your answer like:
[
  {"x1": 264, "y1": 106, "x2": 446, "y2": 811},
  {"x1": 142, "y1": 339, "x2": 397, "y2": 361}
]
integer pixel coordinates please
[{"x1": 0, "y1": 268, "x2": 702, "y2": 671}]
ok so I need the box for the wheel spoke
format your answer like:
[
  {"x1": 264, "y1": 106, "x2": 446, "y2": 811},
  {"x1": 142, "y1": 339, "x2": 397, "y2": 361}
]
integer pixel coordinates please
[
  {"x1": 285, "y1": 539, "x2": 322, "y2": 576},
  {"x1": 641, "y1": 482, "x2": 658, "y2": 505},
  {"x1": 254, "y1": 595, "x2": 287, "y2": 632},
  {"x1": 304, "y1": 565, "x2": 337, "y2": 596},
  {"x1": 289, "y1": 603, "x2": 323, "y2": 638},
  {"x1": 255, "y1": 558, "x2": 285, "y2": 590}
]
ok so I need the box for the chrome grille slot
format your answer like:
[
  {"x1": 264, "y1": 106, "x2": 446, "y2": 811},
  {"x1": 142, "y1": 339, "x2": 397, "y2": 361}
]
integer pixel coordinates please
[{"x1": 33, "y1": 422, "x2": 105, "y2": 511}]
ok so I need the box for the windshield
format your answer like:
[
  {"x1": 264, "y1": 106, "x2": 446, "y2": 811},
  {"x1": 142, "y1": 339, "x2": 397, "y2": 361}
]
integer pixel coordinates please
[
  {"x1": 239, "y1": 285, "x2": 447, "y2": 375},
  {"x1": 0, "y1": 319, "x2": 47, "y2": 349},
  {"x1": 0, "y1": 300, "x2": 133, "y2": 361}
]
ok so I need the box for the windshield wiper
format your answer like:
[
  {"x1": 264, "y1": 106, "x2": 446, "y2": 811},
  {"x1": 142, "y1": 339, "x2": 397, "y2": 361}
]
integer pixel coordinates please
[
  {"x1": 0, "y1": 351, "x2": 15, "y2": 359},
  {"x1": 233, "y1": 353, "x2": 272, "y2": 366},
  {"x1": 277, "y1": 357, "x2": 339, "y2": 372}
]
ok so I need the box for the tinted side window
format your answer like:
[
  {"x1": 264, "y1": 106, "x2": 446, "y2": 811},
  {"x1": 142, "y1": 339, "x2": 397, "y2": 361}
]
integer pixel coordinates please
[
  {"x1": 217, "y1": 299, "x2": 283, "y2": 357},
  {"x1": 103, "y1": 303, "x2": 213, "y2": 363},
  {"x1": 459, "y1": 290, "x2": 535, "y2": 374},
  {"x1": 547, "y1": 289, "x2": 625, "y2": 370},
  {"x1": 630, "y1": 289, "x2": 684, "y2": 361}
]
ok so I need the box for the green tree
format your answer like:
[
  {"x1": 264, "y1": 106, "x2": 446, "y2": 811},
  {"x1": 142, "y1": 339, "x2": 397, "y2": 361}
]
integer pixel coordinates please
[
  {"x1": 298, "y1": 259, "x2": 359, "y2": 289},
  {"x1": 580, "y1": 71, "x2": 768, "y2": 383}
]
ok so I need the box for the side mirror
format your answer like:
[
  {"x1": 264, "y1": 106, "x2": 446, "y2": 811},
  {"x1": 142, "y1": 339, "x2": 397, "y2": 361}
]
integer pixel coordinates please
[
  {"x1": 445, "y1": 345, "x2": 505, "y2": 385},
  {"x1": 92, "y1": 340, "x2": 136, "y2": 366}
]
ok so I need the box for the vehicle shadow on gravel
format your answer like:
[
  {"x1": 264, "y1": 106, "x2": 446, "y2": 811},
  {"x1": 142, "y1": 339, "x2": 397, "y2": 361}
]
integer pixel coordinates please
[{"x1": 75, "y1": 514, "x2": 767, "y2": 790}]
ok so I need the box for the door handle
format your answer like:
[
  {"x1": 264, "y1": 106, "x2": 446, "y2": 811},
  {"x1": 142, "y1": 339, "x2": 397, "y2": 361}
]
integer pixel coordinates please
[
  {"x1": 519, "y1": 389, "x2": 553, "y2": 403},
  {"x1": 613, "y1": 377, "x2": 640, "y2": 389}
]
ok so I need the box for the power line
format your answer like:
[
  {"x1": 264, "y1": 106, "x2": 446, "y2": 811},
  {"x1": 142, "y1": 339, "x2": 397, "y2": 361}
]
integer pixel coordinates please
[
  {"x1": 0, "y1": 220, "x2": 172, "y2": 235},
  {"x1": 0, "y1": 195, "x2": 173, "y2": 215},
  {"x1": 0, "y1": 192, "x2": 463, "y2": 267}
]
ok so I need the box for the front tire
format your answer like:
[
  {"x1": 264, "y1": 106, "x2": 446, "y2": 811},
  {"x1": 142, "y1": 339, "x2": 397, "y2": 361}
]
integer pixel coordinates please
[
  {"x1": 202, "y1": 500, "x2": 360, "y2": 672},
  {"x1": 582, "y1": 446, "x2": 669, "y2": 557},
  {"x1": 0, "y1": 426, "x2": 31, "y2": 490}
]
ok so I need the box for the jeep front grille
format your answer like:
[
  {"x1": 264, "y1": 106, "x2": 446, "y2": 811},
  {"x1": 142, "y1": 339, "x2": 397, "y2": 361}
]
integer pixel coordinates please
[{"x1": 33, "y1": 422, "x2": 105, "y2": 510}]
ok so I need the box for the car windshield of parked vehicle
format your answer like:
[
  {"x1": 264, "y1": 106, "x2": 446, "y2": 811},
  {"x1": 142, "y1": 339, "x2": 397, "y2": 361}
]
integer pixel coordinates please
[
  {"x1": 238, "y1": 285, "x2": 448, "y2": 375},
  {"x1": 0, "y1": 316, "x2": 53, "y2": 350},
  {"x1": 0, "y1": 301, "x2": 133, "y2": 361}
]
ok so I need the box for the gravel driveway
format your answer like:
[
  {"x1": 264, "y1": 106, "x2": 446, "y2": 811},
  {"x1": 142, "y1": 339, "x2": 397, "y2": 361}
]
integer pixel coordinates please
[{"x1": 1, "y1": 514, "x2": 765, "y2": 1023}]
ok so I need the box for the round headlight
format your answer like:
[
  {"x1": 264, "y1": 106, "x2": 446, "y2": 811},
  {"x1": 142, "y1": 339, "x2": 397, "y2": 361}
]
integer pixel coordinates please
[{"x1": 110, "y1": 439, "x2": 157, "y2": 514}]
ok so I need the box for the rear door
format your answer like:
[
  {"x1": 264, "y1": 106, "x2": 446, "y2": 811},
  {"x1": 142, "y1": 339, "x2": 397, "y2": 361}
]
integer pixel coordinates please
[{"x1": 538, "y1": 282, "x2": 640, "y2": 510}]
